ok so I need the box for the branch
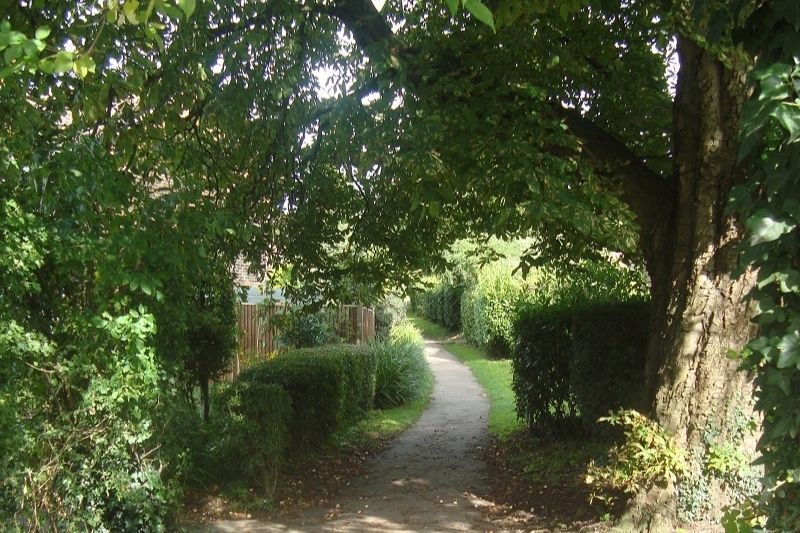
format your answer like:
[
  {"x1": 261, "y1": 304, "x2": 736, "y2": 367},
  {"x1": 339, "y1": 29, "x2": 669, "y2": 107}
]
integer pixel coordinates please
[
  {"x1": 553, "y1": 104, "x2": 675, "y2": 248},
  {"x1": 324, "y1": 0, "x2": 396, "y2": 50}
]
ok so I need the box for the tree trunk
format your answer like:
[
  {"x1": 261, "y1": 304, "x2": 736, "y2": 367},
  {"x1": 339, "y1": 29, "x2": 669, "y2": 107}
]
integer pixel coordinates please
[
  {"x1": 622, "y1": 36, "x2": 760, "y2": 530},
  {"x1": 201, "y1": 376, "x2": 210, "y2": 422}
]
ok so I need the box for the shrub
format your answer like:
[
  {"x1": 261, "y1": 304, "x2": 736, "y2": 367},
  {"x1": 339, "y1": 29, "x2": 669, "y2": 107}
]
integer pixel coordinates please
[
  {"x1": 586, "y1": 410, "x2": 687, "y2": 505},
  {"x1": 274, "y1": 309, "x2": 338, "y2": 348},
  {"x1": 570, "y1": 300, "x2": 650, "y2": 431},
  {"x1": 208, "y1": 381, "x2": 291, "y2": 492},
  {"x1": 335, "y1": 344, "x2": 378, "y2": 417},
  {"x1": 512, "y1": 303, "x2": 579, "y2": 435},
  {"x1": 239, "y1": 345, "x2": 376, "y2": 453},
  {"x1": 375, "y1": 294, "x2": 407, "y2": 337},
  {"x1": 417, "y1": 281, "x2": 462, "y2": 331},
  {"x1": 0, "y1": 309, "x2": 178, "y2": 532},
  {"x1": 461, "y1": 263, "x2": 523, "y2": 358},
  {"x1": 374, "y1": 322, "x2": 429, "y2": 408},
  {"x1": 389, "y1": 320, "x2": 425, "y2": 346}
]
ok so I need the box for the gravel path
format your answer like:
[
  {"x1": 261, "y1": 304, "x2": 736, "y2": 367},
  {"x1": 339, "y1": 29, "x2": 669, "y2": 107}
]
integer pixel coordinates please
[{"x1": 193, "y1": 339, "x2": 492, "y2": 532}]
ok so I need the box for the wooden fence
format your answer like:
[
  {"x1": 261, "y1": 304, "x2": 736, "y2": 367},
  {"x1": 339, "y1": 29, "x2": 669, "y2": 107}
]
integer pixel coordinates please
[{"x1": 220, "y1": 303, "x2": 376, "y2": 381}]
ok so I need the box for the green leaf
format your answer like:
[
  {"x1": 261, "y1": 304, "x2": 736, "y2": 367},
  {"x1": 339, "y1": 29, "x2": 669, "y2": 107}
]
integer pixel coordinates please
[
  {"x1": 107, "y1": 7, "x2": 119, "y2": 24},
  {"x1": 772, "y1": 104, "x2": 800, "y2": 141},
  {"x1": 3, "y1": 44, "x2": 22, "y2": 64},
  {"x1": 73, "y1": 55, "x2": 96, "y2": 79},
  {"x1": 445, "y1": 0, "x2": 460, "y2": 16},
  {"x1": 178, "y1": 0, "x2": 196, "y2": 19},
  {"x1": 158, "y1": 3, "x2": 184, "y2": 21},
  {"x1": 22, "y1": 39, "x2": 39, "y2": 58},
  {"x1": 34, "y1": 25, "x2": 50, "y2": 40},
  {"x1": 746, "y1": 209, "x2": 794, "y2": 245},
  {"x1": 463, "y1": 0, "x2": 495, "y2": 31},
  {"x1": 776, "y1": 333, "x2": 799, "y2": 369},
  {"x1": 123, "y1": 0, "x2": 140, "y2": 24},
  {"x1": 53, "y1": 50, "x2": 73, "y2": 74}
]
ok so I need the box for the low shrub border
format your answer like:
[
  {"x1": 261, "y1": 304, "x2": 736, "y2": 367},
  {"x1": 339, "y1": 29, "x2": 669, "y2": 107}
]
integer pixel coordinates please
[
  {"x1": 239, "y1": 345, "x2": 376, "y2": 453},
  {"x1": 374, "y1": 322, "x2": 429, "y2": 409}
]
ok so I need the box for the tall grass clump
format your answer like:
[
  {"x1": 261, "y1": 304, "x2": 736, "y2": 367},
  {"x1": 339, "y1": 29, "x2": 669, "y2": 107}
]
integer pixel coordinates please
[{"x1": 374, "y1": 322, "x2": 431, "y2": 408}]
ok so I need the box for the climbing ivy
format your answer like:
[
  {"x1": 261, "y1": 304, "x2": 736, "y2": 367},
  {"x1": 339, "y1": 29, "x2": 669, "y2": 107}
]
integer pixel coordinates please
[{"x1": 723, "y1": 1, "x2": 800, "y2": 529}]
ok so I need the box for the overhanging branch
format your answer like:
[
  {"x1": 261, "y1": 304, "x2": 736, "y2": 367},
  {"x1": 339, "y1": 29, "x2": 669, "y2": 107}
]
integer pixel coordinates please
[{"x1": 553, "y1": 105, "x2": 675, "y2": 237}]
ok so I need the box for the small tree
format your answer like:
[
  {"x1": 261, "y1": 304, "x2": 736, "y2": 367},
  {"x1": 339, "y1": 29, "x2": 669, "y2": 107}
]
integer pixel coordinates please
[{"x1": 184, "y1": 266, "x2": 238, "y2": 422}]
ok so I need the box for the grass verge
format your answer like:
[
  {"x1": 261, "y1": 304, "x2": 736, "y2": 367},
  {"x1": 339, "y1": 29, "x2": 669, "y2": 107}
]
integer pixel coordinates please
[
  {"x1": 408, "y1": 314, "x2": 455, "y2": 341},
  {"x1": 333, "y1": 365, "x2": 434, "y2": 447}
]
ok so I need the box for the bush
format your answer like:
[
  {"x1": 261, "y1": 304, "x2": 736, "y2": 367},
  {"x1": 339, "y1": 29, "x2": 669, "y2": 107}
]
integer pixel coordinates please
[
  {"x1": 461, "y1": 263, "x2": 523, "y2": 358},
  {"x1": 239, "y1": 345, "x2": 376, "y2": 453},
  {"x1": 512, "y1": 303, "x2": 579, "y2": 435},
  {"x1": 274, "y1": 309, "x2": 338, "y2": 348},
  {"x1": 207, "y1": 381, "x2": 291, "y2": 491},
  {"x1": 336, "y1": 345, "x2": 378, "y2": 417},
  {"x1": 586, "y1": 410, "x2": 686, "y2": 505},
  {"x1": 570, "y1": 300, "x2": 650, "y2": 430},
  {"x1": 389, "y1": 320, "x2": 424, "y2": 346},
  {"x1": 374, "y1": 322, "x2": 429, "y2": 408},
  {"x1": 375, "y1": 294, "x2": 407, "y2": 337},
  {"x1": 417, "y1": 281, "x2": 462, "y2": 331}
]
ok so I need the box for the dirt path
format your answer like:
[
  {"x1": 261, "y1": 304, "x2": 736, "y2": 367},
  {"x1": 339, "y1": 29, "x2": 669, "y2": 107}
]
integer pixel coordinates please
[{"x1": 193, "y1": 339, "x2": 492, "y2": 532}]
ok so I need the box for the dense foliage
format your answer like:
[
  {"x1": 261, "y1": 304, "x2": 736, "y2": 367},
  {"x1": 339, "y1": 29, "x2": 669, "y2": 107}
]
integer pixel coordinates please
[
  {"x1": 0, "y1": 180, "x2": 239, "y2": 529},
  {"x1": 274, "y1": 309, "x2": 340, "y2": 349},
  {"x1": 512, "y1": 304, "x2": 578, "y2": 434},
  {"x1": 570, "y1": 301, "x2": 650, "y2": 431},
  {"x1": 2, "y1": 0, "x2": 799, "y2": 528},
  {"x1": 373, "y1": 321, "x2": 430, "y2": 408},
  {"x1": 723, "y1": 3, "x2": 800, "y2": 528},
  {"x1": 239, "y1": 345, "x2": 377, "y2": 453},
  {"x1": 586, "y1": 410, "x2": 686, "y2": 507},
  {"x1": 375, "y1": 294, "x2": 408, "y2": 338},
  {"x1": 208, "y1": 382, "x2": 292, "y2": 493},
  {"x1": 461, "y1": 262, "x2": 524, "y2": 357}
]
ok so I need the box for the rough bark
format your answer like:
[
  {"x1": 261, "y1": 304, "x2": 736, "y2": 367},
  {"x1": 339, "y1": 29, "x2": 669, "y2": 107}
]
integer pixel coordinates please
[{"x1": 619, "y1": 35, "x2": 759, "y2": 530}]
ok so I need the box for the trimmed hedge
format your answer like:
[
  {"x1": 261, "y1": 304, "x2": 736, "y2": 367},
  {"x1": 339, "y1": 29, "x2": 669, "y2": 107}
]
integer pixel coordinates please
[
  {"x1": 570, "y1": 300, "x2": 650, "y2": 429},
  {"x1": 421, "y1": 282, "x2": 463, "y2": 331},
  {"x1": 512, "y1": 303, "x2": 579, "y2": 435},
  {"x1": 210, "y1": 381, "x2": 291, "y2": 488},
  {"x1": 511, "y1": 299, "x2": 651, "y2": 436},
  {"x1": 239, "y1": 345, "x2": 376, "y2": 453},
  {"x1": 336, "y1": 345, "x2": 378, "y2": 417}
]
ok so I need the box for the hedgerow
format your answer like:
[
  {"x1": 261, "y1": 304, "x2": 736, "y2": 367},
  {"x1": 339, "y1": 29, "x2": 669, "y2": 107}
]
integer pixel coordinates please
[
  {"x1": 239, "y1": 345, "x2": 377, "y2": 453},
  {"x1": 461, "y1": 262, "x2": 524, "y2": 358},
  {"x1": 570, "y1": 300, "x2": 650, "y2": 431},
  {"x1": 512, "y1": 303, "x2": 579, "y2": 435},
  {"x1": 207, "y1": 382, "x2": 292, "y2": 492}
]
